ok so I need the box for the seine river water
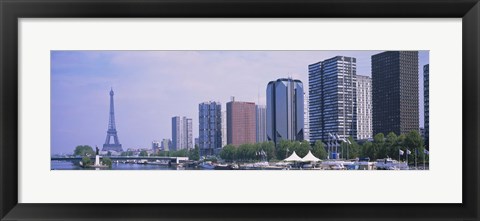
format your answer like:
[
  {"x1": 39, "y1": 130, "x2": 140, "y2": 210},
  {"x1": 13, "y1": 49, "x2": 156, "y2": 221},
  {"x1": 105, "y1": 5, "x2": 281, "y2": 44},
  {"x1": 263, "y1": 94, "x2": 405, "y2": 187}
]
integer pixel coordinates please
[
  {"x1": 52, "y1": 160, "x2": 429, "y2": 170},
  {"x1": 51, "y1": 161, "x2": 184, "y2": 170}
]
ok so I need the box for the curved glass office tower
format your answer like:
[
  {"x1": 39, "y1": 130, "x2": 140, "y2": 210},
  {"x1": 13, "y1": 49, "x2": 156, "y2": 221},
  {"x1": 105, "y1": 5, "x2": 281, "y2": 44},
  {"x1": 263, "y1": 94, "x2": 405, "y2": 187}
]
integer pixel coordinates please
[{"x1": 266, "y1": 78, "x2": 304, "y2": 145}]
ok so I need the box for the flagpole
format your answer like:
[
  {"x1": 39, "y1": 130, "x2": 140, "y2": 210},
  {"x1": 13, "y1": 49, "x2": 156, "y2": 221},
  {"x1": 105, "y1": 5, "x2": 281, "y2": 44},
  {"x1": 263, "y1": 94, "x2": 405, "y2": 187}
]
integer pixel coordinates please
[
  {"x1": 423, "y1": 151, "x2": 426, "y2": 170},
  {"x1": 406, "y1": 150, "x2": 408, "y2": 169}
]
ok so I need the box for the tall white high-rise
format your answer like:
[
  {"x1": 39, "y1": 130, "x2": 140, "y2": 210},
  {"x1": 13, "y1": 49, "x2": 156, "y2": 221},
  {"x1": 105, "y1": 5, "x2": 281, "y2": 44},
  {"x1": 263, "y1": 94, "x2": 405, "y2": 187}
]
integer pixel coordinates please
[
  {"x1": 356, "y1": 75, "x2": 373, "y2": 140},
  {"x1": 303, "y1": 93, "x2": 310, "y2": 142},
  {"x1": 308, "y1": 56, "x2": 357, "y2": 144},
  {"x1": 256, "y1": 105, "x2": 267, "y2": 143},
  {"x1": 171, "y1": 116, "x2": 193, "y2": 151},
  {"x1": 161, "y1": 138, "x2": 171, "y2": 151},
  {"x1": 221, "y1": 110, "x2": 227, "y2": 148}
]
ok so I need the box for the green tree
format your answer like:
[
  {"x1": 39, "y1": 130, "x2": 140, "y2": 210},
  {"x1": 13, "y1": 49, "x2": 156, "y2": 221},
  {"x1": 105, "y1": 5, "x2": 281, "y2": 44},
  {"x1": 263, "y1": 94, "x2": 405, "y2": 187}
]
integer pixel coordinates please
[
  {"x1": 404, "y1": 130, "x2": 425, "y2": 164},
  {"x1": 385, "y1": 132, "x2": 398, "y2": 158},
  {"x1": 405, "y1": 130, "x2": 423, "y2": 150},
  {"x1": 296, "y1": 141, "x2": 310, "y2": 158},
  {"x1": 246, "y1": 144, "x2": 257, "y2": 161},
  {"x1": 260, "y1": 141, "x2": 276, "y2": 161},
  {"x1": 312, "y1": 141, "x2": 328, "y2": 159},
  {"x1": 139, "y1": 150, "x2": 149, "y2": 157},
  {"x1": 276, "y1": 140, "x2": 292, "y2": 160},
  {"x1": 101, "y1": 157, "x2": 112, "y2": 168},
  {"x1": 155, "y1": 151, "x2": 168, "y2": 157},
  {"x1": 236, "y1": 144, "x2": 245, "y2": 161},
  {"x1": 174, "y1": 149, "x2": 188, "y2": 157},
  {"x1": 361, "y1": 141, "x2": 374, "y2": 159},
  {"x1": 189, "y1": 146, "x2": 200, "y2": 161},
  {"x1": 346, "y1": 137, "x2": 360, "y2": 159},
  {"x1": 372, "y1": 133, "x2": 385, "y2": 159},
  {"x1": 74, "y1": 145, "x2": 95, "y2": 156},
  {"x1": 220, "y1": 144, "x2": 237, "y2": 162},
  {"x1": 236, "y1": 144, "x2": 257, "y2": 162},
  {"x1": 81, "y1": 156, "x2": 91, "y2": 167}
]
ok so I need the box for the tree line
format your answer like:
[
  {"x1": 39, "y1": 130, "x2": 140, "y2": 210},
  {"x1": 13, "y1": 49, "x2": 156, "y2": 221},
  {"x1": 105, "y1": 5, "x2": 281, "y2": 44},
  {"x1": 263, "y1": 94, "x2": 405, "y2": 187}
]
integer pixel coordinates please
[
  {"x1": 71, "y1": 130, "x2": 427, "y2": 164},
  {"x1": 218, "y1": 130, "x2": 427, "y2": 163}
]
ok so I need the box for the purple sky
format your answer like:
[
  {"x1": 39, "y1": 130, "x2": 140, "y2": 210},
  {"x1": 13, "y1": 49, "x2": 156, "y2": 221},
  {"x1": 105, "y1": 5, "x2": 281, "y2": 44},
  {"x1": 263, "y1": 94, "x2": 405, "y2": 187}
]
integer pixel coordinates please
[{"x1": 51, "y1": 51, "x2": 429, "y2": 154}]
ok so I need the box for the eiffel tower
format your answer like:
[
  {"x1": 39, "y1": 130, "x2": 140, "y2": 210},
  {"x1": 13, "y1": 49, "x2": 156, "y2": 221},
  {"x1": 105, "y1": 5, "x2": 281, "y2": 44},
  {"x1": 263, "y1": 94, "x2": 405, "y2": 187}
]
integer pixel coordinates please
[{"x1": 102, "y1": 88, "x2": 123, "y2": 152}]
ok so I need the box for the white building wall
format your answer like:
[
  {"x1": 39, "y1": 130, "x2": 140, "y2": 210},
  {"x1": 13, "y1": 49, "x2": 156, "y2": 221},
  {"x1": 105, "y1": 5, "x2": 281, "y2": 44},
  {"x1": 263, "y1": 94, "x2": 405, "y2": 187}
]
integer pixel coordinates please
[{"x1": 356, "y1": 75, "x2": 373, "y2": 139}]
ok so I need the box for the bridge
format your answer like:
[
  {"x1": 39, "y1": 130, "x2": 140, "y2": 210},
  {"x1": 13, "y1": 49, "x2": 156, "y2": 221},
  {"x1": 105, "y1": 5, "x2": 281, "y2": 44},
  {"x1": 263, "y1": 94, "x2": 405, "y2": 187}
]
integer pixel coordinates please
[{"x1": 51, "y1": 156, "x2": 189, "y2": 164}]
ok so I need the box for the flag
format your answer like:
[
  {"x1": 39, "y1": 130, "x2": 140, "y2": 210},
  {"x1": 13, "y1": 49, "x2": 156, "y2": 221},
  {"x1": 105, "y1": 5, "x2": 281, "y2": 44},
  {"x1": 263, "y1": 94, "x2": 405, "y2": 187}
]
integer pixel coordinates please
[
  {"x1": 399, "y1": 149, "x2": 404, "y2": 155},
  {"x1": 406, "y1": 149, "x2": 412, "y2": 155},
  {"x1": 424, "y1": 149, "x2": 429, "y2": 155}
]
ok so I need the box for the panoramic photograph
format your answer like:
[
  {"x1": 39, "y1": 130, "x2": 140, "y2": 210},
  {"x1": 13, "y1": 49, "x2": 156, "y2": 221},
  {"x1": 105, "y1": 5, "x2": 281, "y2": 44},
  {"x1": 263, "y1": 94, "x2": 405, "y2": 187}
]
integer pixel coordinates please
[{"x1": 51, "y1": 50, "x2": 429, "y2": 170}]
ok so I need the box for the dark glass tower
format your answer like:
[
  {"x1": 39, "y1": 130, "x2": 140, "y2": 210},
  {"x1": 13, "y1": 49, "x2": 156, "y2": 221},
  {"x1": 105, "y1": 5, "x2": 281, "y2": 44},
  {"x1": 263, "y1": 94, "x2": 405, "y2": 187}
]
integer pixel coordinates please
[
  {"x1": 424, "y1": 64, "x2": 429, "y2": 148},
  {"x1": 372, "y1": 51, "x2": 419, "y2": 136}
]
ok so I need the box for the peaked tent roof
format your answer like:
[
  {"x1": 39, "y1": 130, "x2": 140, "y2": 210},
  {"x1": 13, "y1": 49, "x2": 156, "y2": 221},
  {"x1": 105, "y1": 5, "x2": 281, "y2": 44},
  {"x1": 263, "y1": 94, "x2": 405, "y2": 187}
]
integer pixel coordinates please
[
  {"x1": 301, "y1": 150, "x2": 321, "y2": 162},
  {"x1": 284, "y1": 151, "x2": 302, "y2": 162}
]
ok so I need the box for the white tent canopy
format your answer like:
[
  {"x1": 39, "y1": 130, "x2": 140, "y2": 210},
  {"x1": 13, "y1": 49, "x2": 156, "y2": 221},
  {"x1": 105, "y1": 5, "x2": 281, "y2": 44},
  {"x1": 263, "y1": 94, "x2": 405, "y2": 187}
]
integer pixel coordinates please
[
  {"x1": 284, "y1": 151, "x2": 302, "y2": 162},
  {"x1": 301, "y1": 150, "x2": 321, "y2": 162}
]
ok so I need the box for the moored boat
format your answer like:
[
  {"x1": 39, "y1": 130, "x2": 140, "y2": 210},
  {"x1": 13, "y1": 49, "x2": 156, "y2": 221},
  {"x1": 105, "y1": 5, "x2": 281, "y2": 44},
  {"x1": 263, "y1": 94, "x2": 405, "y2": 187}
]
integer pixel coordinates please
[
  {"x1": 375, "y1": 158, "x2": 408, "y2": 170},
  {"x1": 199, "y1": 162, "x2": 215, "y2": 170}
]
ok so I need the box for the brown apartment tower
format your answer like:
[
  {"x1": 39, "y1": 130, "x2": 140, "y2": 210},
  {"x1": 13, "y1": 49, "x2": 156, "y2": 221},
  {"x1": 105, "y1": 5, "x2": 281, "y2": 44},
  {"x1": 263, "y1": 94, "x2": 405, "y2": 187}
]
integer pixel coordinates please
[
  {"x1": 372, "y1": 51, "x2": 419, "y2": 136},
  {"x1": 227, "y1": 97, "x2": 257, "y2": 146}
]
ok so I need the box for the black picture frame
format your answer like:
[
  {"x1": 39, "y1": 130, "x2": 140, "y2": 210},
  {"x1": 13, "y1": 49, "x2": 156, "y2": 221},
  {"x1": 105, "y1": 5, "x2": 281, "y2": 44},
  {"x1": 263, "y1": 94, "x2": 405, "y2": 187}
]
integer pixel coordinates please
[{"x1": 1, "y1": 0, "x2": 479, "y2": 220}]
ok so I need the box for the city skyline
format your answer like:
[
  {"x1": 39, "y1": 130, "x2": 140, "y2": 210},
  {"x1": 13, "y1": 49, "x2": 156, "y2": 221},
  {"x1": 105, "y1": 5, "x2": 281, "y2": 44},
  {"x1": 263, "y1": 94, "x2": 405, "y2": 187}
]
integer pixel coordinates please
[{"x1": 51, "y1": 50, "x2": 428, "y2": 154}]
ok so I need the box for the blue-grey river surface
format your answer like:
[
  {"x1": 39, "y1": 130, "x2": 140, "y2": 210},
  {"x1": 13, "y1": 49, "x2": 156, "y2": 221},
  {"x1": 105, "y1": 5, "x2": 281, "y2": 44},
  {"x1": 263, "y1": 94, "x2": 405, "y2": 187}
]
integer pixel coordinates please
[{"x1": 51, "y1": 161, "x2": 184, "y2": 170}]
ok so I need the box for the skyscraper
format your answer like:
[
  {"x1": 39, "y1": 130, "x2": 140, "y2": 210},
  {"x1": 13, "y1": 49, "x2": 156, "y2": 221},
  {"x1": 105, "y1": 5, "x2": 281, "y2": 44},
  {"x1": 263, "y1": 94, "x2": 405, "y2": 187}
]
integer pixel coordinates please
[
  {"x1": 199, "y1": 101, "x2": 222, "y2": 156},
  {"x1": 308, "y1": 56, "x2": 357, "y2": 145},
  {"x1": 161, "y1": 138, "x2": 171, "y2": 151},
  {"x1": 171, "y1": 116, "x2": 193, "y2": 151},
  {"x1": 256, "y1": 105, "x2": 267, "y2": 143},
  {"x1": 424, "y1": 64, "x2": 429, "y2": 148},
  {"x1": 266, "y1": 78, "x2": 304, "y2": 145},
  {"x1": 372, "y1": 51, "x2": 419, "y2": 136},
  {"x1": 227, "y1": 97, "x2": 256, "y2": 146},
  {"x1": 356, "y1": 75, "x2": 373, "y2": 140},
  {"x1": 221, "y1": 111, "x2": 227, "y2": 148},
  {"x1": 303, "y1": 93, "x2": 310, "y2": 142},
  {"x1": 152, "y1": 140, "x2": 161, "y2": 152}
]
